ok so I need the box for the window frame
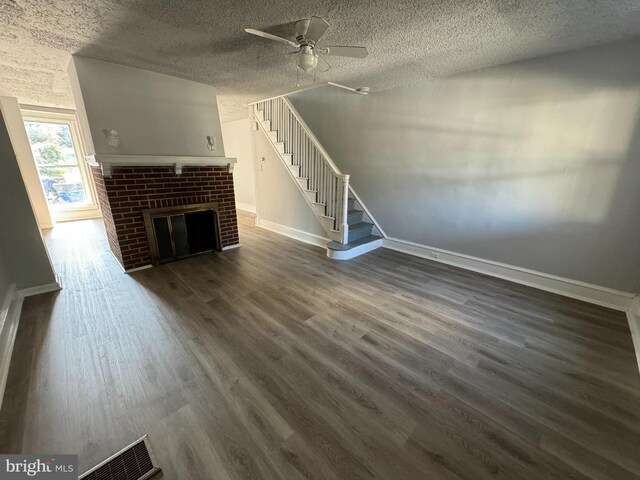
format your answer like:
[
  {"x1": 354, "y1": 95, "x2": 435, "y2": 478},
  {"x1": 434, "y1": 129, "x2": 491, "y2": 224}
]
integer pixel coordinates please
[{"x1": 21, "y1": 108, "x2": 99, "y2": 215}]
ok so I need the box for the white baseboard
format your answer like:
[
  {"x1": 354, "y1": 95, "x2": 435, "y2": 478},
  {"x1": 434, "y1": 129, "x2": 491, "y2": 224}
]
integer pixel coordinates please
[
  {"x1": 236, "y1": 202, "x2": 257, "y2": 214},
  {"x1": 628, "y1": 296, "x2": 640, "y2": 375},
  {"x1": 383, "y1": 237, "x2": 635, "y2": 312},
  {"x1": 327, "y1": 238, "x2": 383, "y2": 260},
  {"x1": 107, "y1": 250, "x2": 152, "y2": 274},
  {"x1": 109, "y1": 250, "x2": 126, "y2": 273},
  {"x1": 18, "y1": 281, "x2": 62, "y2": 298},
  {"x1": 222, "y1": 243, "x2": 241, "y2": 251},
  {"x1": 125, "y1": 264, "x2": 153, "y2": 274},
  {"x1": 0, "y1": 284, "x2": 24, "y2": 412},
  {"x1": 256, "y1": 217, "x2": 329, "y2": 249}
]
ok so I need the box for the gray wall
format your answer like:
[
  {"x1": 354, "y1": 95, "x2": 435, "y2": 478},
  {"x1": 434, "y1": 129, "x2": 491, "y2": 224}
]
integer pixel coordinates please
[
  {"x1": 0, "y1": 249, "x2": 9, "y2": 302},
  {"x1": 69, "y1": 56, "x2": 226, "y2": 158},
  {"x1": 253, "y1": 127, "x2": 327, "y2": 238},
  {"x1": 0, "y1": 111, "x2": 56, "y2": 290},
  {"x1": 290, "y1": 39, "x2": 640, "y2": 293}
]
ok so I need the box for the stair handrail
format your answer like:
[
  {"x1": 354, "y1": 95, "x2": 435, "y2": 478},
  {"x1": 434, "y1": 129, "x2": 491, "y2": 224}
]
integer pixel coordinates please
[
  {"x1": 282, "y1": 97, "x2": 348, "y2": 242},
  {"x1": 281, "y1": 97, "x2": 346, "y2": 179},
  {"x1": 254, "y1": 97, "x2": 350, "y2": 243}
]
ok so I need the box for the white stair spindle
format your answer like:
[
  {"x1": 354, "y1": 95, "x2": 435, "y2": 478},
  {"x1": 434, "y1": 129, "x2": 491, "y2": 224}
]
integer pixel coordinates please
[{"x1": 341, "y1": 175, "x2": 349, "y2": 243}]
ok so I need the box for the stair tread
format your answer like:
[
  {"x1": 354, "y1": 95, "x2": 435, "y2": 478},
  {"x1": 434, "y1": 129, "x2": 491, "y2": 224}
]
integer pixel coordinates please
[
  {"x1": 312, "y1": 202, "x2": 326, "y2": 206},
  {"x1": 347, "y1": 209, "x2": 362, "y2": 215},
  {"x1": 349, "y1": 221, "x2": 373, "y2": 231},
  {"x1": 327, "y1": 235, "x2": 382, "y2": 251}
]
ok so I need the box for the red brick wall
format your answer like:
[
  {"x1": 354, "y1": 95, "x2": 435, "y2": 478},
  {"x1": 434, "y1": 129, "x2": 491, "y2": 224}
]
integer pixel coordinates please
[
  {"x1": 91, "y1": 165, "x2": 239, "y2": 271},
  {"x1": 91, "y1": 167, "x2": 123, "y2": 265}
]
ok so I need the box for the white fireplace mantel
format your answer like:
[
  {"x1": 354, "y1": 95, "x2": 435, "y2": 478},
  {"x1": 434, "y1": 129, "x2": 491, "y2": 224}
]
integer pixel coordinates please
[{"x1": 86, "y1": 154, "x2": 237, "y2": 178}]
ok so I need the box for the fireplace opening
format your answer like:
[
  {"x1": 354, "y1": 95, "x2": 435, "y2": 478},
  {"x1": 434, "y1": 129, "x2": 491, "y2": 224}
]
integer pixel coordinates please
[{"x1": 143, "y1": 203, "x2": 221, "y2": 264}]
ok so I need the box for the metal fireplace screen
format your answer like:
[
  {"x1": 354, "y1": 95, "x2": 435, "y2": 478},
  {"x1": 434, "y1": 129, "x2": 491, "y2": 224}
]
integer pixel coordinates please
[{"x1": 143, "y1": 202, "x2": 222, "y2": 264}]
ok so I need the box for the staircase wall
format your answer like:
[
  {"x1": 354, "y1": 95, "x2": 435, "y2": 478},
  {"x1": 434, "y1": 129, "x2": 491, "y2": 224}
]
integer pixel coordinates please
[
  {"x1": 252, "y1": 125, "x2": 328, "y2": 243},
  {"x1": 0, "y1": 100, "x2": 57, "y2": 290},
  {"x1": 288, "y1": 38, "x2": 640, "y2": 294}
]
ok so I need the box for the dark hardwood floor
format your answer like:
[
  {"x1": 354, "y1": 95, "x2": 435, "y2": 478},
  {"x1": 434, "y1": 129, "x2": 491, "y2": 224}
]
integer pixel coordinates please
[{"x1": 1, "y1": 211, "x2": 639, "y2": 479}]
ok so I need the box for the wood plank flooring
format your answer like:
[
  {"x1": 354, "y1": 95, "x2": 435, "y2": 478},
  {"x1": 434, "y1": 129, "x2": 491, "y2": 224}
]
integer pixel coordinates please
[{"x1": 1, "y1": 211, "x2": 639, "y2": 479}]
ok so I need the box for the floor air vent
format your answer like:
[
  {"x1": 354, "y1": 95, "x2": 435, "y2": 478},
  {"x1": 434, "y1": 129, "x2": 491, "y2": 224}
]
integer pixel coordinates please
[{"x1": 79, "y1": 435, "x2": 161, "y2": 480}]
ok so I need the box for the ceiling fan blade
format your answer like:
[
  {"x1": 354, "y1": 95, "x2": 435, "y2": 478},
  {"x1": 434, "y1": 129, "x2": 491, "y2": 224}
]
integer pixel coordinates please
[
  {"x1": 244, "y1": 28, "x2": 298, "y2": 47},
  {"x1": 316, "y1": 56, "x2": 331, "y2": 73},
  {"x1": 257, "y1": 50, "x2": 299, "y2": 60},
  {"x1": 322, "y1": 46, "x2": 368, "y2": 58},
  {"x1": 305, "y1": 16, "x2": 330, "y2": 44}
]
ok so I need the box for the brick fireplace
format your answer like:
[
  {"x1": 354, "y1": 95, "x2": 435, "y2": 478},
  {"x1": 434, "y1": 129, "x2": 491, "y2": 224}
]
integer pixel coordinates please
[{"x1": 91, "y1": 165, "x2": 239, "y2": 271}]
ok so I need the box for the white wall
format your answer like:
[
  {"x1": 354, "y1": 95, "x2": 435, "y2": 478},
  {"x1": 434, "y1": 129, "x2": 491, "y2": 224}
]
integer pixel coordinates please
[
  {"x1": 221, "y1": 118, "x2": 256, "y2": 212},
  {"x1": 69, "y1": 56, "x2": 226, "y2": 158},
  {"x1": 252, "y1": 126, "x2": 327, "y2": 238},
  {"x1": 0, "y1": 100, "x2": 57, "y2": 290},
  {"x1": 289, "y1": 39, "x2": 640, "y2": 293}
]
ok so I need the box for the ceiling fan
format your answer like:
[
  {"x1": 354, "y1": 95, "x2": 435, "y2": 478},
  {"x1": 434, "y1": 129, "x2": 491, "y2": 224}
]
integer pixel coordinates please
[{"x1": 244, "y1": 16, "x2": 368, "y2": 74}]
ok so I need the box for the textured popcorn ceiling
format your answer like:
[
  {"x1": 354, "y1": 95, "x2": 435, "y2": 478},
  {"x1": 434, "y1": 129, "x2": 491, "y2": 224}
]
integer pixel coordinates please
[{"x1": 2, "y1": 0, "x2": 640, "y2": 122}]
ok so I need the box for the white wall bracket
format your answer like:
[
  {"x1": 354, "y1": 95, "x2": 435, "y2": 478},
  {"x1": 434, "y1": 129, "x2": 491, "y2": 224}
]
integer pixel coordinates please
[{"x1": 101, "y1": 162, "x2": 112, "y2": 178}]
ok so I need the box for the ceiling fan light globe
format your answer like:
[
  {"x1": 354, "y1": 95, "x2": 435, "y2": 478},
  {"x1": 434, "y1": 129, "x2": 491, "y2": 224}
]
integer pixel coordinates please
[{"x1": 297, "y1": 52, "x2": 318, "y2": 72}]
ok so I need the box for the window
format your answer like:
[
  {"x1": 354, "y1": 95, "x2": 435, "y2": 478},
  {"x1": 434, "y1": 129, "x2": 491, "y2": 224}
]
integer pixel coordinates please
[
  {"x1": 24, "y1": 121, "x2": 90, "y2": 206},
  {"x1": 22, "y1": 110, "x2": 99, "y2": 221}
]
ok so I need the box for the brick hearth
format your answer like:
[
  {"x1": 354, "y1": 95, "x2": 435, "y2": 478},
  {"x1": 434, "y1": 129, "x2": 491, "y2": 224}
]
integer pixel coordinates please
[{"x1": 91, "y1": 165, "x2": 239, "y2": 271}]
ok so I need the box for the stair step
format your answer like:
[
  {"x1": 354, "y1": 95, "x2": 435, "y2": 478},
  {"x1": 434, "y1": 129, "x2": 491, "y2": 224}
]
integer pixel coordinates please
[
  {"x1": 268, "y1": 130, "x2": 278, "y2": 141},
  {"x1": 260, "y1": 120, "x2": 271, "y2": 130},
  {"x1": 347, "y1": 197, "x2": 357, "y2": 210},
  {"x1": 327, "y1": 235, "x2": 382, "y2": 251},
  {"x1": 304, "y1": 189, "x2": 317, "y2": 202},
  {"x1": 348, "y1": 221, "x2": 373, "y2": 242},
  {"x1": 288, "y1": 164, "x2": 300, "y2": 175},
  {"x1": 274, "y1": 142, "x2": 285, "y2": 153},
  {"x1": 318, "y1": 215, "x2": 336, "y2": 231},
  {"x1": 347, "y1": 209, "x2": 364, "y2": 225},
  {"x1": 296, "y1": 177, "x2": 309, "y2": 188},
  {"x1": 311, "y1": 203, "x2": 326, "y2": 215}
]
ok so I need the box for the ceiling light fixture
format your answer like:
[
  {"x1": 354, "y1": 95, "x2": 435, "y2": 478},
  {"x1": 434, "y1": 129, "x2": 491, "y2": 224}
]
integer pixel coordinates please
[{"x1": 296, "y1": 46, "x2": 318, "y2": 73}]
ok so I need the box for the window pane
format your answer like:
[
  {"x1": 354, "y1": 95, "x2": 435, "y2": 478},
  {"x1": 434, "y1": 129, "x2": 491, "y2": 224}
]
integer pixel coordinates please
[
  {"x1": 24, "y1": 121, "x2": 89, "y2": 207},
  {"x1": 36, "y1": 166, "x2": 87, "y2": 205},
  {"x1": 24, "y1": 122, "x2": 78, "y2": 166}
]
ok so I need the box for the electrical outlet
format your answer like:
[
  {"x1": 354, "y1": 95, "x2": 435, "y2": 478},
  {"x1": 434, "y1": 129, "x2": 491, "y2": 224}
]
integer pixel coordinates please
[{"x1": 429, "y1": 251, "x2": 440, "y2": 259}]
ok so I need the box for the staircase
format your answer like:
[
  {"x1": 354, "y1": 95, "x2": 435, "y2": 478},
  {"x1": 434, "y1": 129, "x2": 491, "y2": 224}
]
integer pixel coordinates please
[{"x1": 253, "y1": 96, "x2": 382, "y2": 259}]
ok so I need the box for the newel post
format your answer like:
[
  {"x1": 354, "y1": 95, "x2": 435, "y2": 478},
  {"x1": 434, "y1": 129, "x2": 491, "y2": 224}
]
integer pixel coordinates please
[{"x1": 342, "y1": 174, "x2": 350, "y2": 244}]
